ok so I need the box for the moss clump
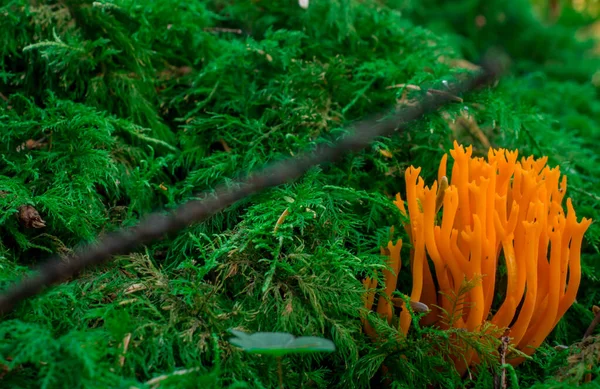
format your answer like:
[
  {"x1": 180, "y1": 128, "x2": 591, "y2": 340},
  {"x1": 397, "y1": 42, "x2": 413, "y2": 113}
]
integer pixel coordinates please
[{"x1": 0, "y1": 0, "x2": 599, "y2": 388}]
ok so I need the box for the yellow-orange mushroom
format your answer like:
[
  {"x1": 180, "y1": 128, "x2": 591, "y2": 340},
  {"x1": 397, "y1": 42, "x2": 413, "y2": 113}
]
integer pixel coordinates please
[{"x1": 362, "y1": 141, "x2": 592, "y2": 373}]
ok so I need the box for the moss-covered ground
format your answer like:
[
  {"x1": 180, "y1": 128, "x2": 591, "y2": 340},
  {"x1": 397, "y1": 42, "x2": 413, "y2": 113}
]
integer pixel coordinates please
[{"x1": 1, "y1": 0, "x2": 599, "y2": 388}]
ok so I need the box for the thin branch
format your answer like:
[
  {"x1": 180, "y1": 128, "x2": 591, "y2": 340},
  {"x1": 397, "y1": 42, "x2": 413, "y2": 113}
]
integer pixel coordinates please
[
  {"x1": 0, "y1": 51, "x2": 507, "y2": 316},
  {"x1": 583, "y1": 309, "x2": 600, "y2": 339},
  {"x1": 204, "y1": 27, "x2": 244, "y2": 35},
  {"x1": 495, "y1": 336, "x2": 510, "y2": 389}
]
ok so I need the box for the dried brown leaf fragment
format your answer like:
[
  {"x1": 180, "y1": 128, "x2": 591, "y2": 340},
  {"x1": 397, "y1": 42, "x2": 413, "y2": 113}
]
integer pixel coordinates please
[{"x1": 17, "y1": 205, "x2": 46, "y2": 229}]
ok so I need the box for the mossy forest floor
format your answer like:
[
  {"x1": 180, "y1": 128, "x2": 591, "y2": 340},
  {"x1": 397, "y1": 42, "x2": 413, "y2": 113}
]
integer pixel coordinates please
[{"x1": 1, "y1": 0, "x2": 600, "y2": 388}]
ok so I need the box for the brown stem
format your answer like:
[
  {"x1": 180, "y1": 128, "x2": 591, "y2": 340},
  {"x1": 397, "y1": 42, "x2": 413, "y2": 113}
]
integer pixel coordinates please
[
  {"x1": 277, "y1": 356, "x2": 284, "y2": 389},
  {"x1": 583, "y1": 309, "x2": 600, "y2": 339}
]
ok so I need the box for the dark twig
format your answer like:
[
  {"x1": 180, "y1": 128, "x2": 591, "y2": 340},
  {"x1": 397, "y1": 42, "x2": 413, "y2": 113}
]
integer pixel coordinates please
[
  {"x1": 583, "y1": 308, "x2": 600, "y2": 339},
  {"x1": 0, "y1": 51, "x2": 506, "y2": 316},
  {"x1": 204, "y1": 27, "x2": 244, "y2": 35},
  {"x1": 494, "y1": 336, "x2": 510, "y2": 389}
]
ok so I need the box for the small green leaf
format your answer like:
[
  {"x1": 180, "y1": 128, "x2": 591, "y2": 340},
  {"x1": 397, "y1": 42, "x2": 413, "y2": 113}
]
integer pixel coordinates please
[{"x1": 227, "y1": 329, "x2": 335, "y2": 357}]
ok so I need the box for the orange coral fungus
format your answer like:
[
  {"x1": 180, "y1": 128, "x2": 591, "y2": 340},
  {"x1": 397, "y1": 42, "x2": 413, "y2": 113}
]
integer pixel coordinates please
[{"x1": 362, "y1": 141, "x2": 592, "y2": 371}]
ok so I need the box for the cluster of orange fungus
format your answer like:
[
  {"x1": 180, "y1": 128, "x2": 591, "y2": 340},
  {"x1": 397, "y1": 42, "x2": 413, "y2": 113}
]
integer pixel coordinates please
[{"x1": 362, "y1": 141, "x2": 592, "y2": 370}]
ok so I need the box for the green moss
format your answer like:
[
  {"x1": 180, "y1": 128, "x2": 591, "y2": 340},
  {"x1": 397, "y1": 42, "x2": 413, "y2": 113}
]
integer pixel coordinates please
[{"x1": 1, "y1": 0, "x2": 599, "y2": 388}]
